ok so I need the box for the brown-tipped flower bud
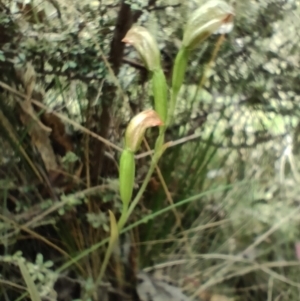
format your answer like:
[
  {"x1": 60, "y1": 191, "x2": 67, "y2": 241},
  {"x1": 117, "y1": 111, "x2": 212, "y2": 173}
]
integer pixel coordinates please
[
  {"x1": 122, "y1": 26, "x2": 161, "y2": 71},
  {"x1": 125, "y1": 109, "x2": 163, "y2": 152},
  {"x1": 183, "y1": 0, "x2": 234, "y2": 50}
]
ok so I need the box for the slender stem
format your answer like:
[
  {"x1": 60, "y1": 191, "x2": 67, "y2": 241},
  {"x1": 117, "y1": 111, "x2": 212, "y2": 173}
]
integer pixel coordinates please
[
  {"x1": 117, "y1": 204, "x2": 128, "y2": 232},
  {"x1": 117, "y1": 146, "x2": 166, "y2": 230},
  {"x1": 96, "y1": 243, "x2": 113, "y2": 283},
  {"x1": 168, "y1": 47, "x2": 190, "y2": 126},
  {"x1": 117, "y1": 161, "x2": 156, "y2": 230},
  {"x1": 95, "y1": 212, "x2": 119, "y2": 296}
]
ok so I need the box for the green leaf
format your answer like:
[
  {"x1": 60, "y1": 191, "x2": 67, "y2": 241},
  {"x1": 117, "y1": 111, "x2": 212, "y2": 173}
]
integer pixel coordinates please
[{"x1": 18, "y1": 260, "x2": 42, "y2": 301}]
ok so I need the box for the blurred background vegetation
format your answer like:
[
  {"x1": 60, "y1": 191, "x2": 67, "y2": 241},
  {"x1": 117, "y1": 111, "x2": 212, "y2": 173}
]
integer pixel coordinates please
[{"x1": 1, "y1": 0, "x2": 300, "y2": 300}]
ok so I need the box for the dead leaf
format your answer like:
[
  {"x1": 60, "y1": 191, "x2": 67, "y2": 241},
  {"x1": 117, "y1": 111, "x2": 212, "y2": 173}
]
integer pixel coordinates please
[
  {"x1": 20, "y1": 108, "x2": 58, "y2": 173},
  {"x1": 41, "y1": 112, "x2": 73, "y2": 155},
  {"x1": 210, "y1": 294, "x2": 234, "y2": 301}
]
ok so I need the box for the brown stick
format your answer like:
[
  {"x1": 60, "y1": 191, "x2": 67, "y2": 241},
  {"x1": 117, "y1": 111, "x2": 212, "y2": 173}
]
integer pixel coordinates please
[{"x1": 90, "y1": 1, "x2": 134, "y2": 182}]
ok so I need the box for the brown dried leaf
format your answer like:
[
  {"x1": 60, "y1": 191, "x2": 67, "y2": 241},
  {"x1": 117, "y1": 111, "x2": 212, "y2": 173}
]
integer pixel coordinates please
[
  {"x1": 41, "y1": 112, "x2": 73, "y2": 155},
  {"x1": 20, "y1": 109, "x2": 58, "y2": 173},
  {"x1": 210, "y1": 294, "x2": 234, "y2": 301}
]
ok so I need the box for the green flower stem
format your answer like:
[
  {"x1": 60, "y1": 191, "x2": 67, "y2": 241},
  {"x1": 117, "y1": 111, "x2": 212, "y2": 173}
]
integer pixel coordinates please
[
  {"x1": 117, "y1": 145, "x2": 167, "y2": 231},
  {"x1": 168, "y1": 46, "x2": 190, "y2": 126},
  {"x1": 152, "y1": 68, "x2": 168, "y2": 123},
  {"x1": 96, "y1": 212, "x2": 118, "y2": 285},
  {"x1": 155, "y1": 130, "x2": 165, "y2": 153},
  {"x1": 117, "y1": 203, "x2": 129, "y2": 232},
  {"x1": 117, "y1": 160, "x2": 155, "y2": 231}
]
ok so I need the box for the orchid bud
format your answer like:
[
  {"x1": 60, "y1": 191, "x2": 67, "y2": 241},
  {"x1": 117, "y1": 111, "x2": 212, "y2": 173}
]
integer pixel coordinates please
[
  {"x1": 122, "y1": 26, "x2": 161, "y2": 71},
  {"x1": 125, "y1": 109, "x2": 163, "y2": 153},
  {"x1": 182, "y1": 0, "x2": 234, "y2": 50}
]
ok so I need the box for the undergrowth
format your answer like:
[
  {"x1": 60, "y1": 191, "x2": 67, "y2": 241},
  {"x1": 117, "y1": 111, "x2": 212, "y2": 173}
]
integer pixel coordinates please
[{"x1": 1, "y1": 1, "x2": 300, "y2": 301}]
